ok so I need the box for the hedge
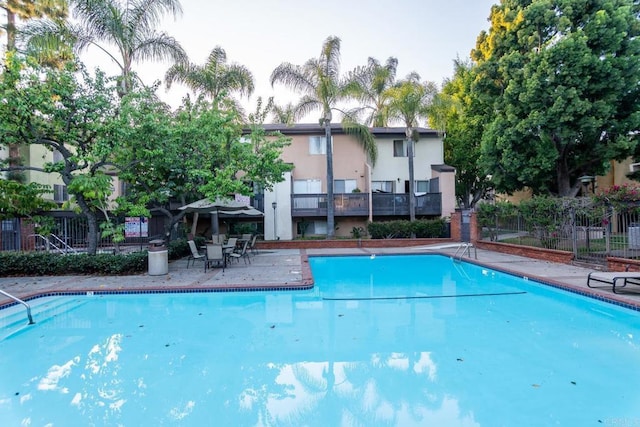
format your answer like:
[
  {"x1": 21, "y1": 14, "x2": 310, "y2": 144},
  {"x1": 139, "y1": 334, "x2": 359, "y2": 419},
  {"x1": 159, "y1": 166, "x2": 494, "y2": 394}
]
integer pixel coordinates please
[{"x1": 367, "y1": 218, "x2": 448, "y2": 239}]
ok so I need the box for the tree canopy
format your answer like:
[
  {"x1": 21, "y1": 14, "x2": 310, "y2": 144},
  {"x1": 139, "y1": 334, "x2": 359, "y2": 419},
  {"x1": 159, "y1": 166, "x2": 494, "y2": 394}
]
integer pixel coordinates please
[
  {"x1": 475, "y1": 0, "x2": 640, "y2": 197},
  {"x1": 0, "y1": 55, "x2": 291, "y2": 253}
]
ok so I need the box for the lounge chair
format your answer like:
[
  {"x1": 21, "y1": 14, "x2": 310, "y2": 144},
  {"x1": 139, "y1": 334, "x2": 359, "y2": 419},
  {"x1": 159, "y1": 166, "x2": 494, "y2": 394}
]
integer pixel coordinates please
[
  {"x1": 187, "y1": 240, "x2": 206, "y2": 269},
  {"x1": 229, "y1": 239, "x2": 251, "y2": 264},
  {"x1": 587, "y1": 271, "x2": 640, "y2": 293},
  {"x1": 205, "y1": 243, "x2": 225, "y2": 272}
]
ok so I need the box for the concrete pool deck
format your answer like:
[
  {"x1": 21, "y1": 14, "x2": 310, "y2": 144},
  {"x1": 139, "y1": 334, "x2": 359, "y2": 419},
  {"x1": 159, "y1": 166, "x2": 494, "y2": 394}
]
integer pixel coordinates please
[{"x1": 1, "y1": 246, "x2": 639, "y2": 311}]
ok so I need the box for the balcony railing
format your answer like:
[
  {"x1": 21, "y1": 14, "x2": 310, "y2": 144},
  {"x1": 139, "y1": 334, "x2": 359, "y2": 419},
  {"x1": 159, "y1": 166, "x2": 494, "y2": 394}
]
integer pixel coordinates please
[{"x1": 291, "y1": 193, "x2": 441, "y2": 217}]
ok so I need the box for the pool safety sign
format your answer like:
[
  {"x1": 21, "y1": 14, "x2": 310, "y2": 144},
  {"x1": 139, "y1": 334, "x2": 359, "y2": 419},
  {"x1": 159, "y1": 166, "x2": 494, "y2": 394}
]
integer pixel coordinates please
[{"x1": 125, "y1": 217, "x2": 148, "y2": 237}]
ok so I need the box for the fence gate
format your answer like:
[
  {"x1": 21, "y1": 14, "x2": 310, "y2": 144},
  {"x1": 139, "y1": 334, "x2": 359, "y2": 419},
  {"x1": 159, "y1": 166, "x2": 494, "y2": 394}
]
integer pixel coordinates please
[
  {"x1": 460, "y1": 209, "x2": 472, "y2": 243},
  {"x1": 1, "y1": 218, "x2": 21, "y2": 251}
]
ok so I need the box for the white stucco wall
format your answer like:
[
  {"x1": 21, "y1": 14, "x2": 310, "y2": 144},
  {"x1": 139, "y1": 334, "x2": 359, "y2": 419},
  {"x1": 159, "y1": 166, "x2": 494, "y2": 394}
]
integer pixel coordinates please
[{"x1": 264, "y1": 172, "x2": 292, "y2": 241}]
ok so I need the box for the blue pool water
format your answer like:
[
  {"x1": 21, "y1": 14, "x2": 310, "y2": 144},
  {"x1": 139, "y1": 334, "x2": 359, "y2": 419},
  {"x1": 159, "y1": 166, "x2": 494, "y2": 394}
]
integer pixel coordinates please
[{"x1": 1, "y1": 254, "x2": 639, "y2": 426}]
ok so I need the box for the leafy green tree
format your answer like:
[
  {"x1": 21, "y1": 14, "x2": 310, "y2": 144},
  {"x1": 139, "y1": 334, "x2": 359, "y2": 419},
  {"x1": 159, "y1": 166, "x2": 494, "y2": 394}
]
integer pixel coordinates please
[
  {"x1": 165, "y1": 46, "x2": 254, "y2": 111},
  {"x1": 346, "y1": 56, "x2": 398, "y2": 127},
  {"x1": 112, "y1": 90, "x2": 292, "y2": 239},
  {"x1": 437, "y1": 59, "x2": 493, "y2": 208},
  {"x1": 0, "y1": 180, "x2": 56, "y2": 237},
  {"x1": 385, "y1": 73, "x2": 438, "y2": 221},
  {"x1": 270, "y1": 35, "x2": 377, "y2": 238},
  {"x1": 23, "y1": 0, "x2": 187, "y2": 96},
  {"x1": 475, "y1": 0, "x2": 640, "y2": 197},
  {"x1": 0, "y1": 54, "x2": 122, "y2": 254}
]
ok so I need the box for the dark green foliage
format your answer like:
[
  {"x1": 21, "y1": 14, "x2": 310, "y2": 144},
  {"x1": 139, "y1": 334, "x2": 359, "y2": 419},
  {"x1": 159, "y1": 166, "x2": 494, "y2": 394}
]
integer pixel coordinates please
[
  {"x1": 0, "y1": 252, "x2": 148, "y2": 276},
  {"x1": 367, "y1": 219, "x2": 448, "y2": 239},
  {"x1": 167, "y1": 237, "x2": 203, "y2": 260}
]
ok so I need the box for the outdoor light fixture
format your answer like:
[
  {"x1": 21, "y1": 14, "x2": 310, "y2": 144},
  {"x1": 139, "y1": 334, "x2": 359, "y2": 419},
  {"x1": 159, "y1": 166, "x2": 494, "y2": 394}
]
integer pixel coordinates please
[
  {"x1": 579, "y1": 175, "x2": 596, "y2": 195},
  {"x1": 272, "y1": 201, "x2": 277, "y2": 240}
]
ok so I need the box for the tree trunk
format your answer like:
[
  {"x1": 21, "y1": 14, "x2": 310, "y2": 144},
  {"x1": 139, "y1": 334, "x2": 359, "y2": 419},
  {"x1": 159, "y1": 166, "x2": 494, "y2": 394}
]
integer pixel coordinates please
[
  {"x1": 324, "y1": 117, "x2": 335, "y2": 238},
  {"x1": 407, "y1": 133, "x2": 416, "y2": 222},
  {"x1": 6, "y1": 10, "x2": 16, "y2": 51},
  {"x1": 556, "y1": 160, "x2": 574, "y2": 197},
  {"x1": 75, "y1": 196, "x2": 99, "y2": 255}
]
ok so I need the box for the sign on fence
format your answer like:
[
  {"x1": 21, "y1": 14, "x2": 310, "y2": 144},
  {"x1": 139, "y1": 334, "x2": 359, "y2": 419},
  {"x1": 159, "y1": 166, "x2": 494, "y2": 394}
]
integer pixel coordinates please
[{"x1": 125, "y1": 217, "x2": 148, "y2": 238}]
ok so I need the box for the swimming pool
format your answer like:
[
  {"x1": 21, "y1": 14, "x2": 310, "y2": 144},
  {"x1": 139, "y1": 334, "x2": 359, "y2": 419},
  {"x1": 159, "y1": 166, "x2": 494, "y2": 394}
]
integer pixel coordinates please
[{"x1": 0, "y1": 254, "x2": 639, "y2": 426}]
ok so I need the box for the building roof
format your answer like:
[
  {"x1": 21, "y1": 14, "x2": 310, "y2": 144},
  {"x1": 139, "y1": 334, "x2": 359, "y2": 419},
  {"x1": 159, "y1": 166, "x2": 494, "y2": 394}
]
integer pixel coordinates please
[
  {"x1": 255, "y1": 123, "x2": 440, "y2": 138},
  {"x1": 431, "y1": 164, "x2": 456, "y2": 172}
]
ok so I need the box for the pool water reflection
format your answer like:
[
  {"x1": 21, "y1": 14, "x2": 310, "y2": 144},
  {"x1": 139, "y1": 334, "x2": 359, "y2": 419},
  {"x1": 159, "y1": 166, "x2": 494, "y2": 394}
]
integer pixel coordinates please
[{"x1": 0, "y1": 254, "x2": 639, "y2": 425}]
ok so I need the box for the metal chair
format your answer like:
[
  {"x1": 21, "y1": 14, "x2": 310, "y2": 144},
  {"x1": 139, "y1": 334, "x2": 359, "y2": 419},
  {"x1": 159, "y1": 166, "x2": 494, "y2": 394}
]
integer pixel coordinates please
[{"x1": 187, "y1": 240, "x2": 206, "y2": 269}]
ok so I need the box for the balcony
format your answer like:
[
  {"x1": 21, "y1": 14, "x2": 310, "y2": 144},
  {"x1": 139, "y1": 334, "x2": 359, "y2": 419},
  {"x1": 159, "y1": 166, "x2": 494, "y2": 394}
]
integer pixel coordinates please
[{"x1": 291, "y1": 193, "x2": 441, "y2": 217}]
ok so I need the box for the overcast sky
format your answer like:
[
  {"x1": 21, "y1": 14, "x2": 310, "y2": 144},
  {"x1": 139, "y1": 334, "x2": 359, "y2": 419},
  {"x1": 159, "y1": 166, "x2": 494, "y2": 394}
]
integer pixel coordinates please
[{"x1": 82, "y1": 0, "x2": 498, "y2": 116}]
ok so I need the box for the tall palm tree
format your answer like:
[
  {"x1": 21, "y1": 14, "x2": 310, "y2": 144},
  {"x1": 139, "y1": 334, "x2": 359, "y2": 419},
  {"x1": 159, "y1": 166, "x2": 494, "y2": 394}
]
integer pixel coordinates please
[
  {"x1": 165, "y1": 46, "x2": 254, "y2": 109},
  {"x1": 23, "y1": 0, "x2": 187, "y2": 96},
  {"x1": 346, "y1": 56, "x2": 398, "y2": 127},
  {"x1": 2, "y1": 0, "x2": 68, "y2": 51},
  {"x1": 386, "y1": 73, "x2": 438, "y2": 221},
  {"x1": 270, "y1": 35, "x2": 376, "y2": 238}
]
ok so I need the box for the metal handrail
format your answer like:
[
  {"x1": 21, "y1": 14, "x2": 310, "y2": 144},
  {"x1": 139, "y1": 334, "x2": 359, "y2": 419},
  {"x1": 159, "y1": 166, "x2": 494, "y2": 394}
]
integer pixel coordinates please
[
  {"x1": 454, "y1": 243, "x2": 477, "y2": 261},
  {"x1": 0, "y1": 289, "x2": 35, "y2": 325},
  {"x1": 29, "y1": 233, "x2": 77, "y2": 254}
]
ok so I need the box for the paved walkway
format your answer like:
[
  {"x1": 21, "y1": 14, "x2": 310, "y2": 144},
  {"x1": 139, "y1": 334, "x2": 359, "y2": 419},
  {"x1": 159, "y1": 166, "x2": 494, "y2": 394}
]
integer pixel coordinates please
[{"x1": 1, "y1": 246, "x2": 639, "y2": 310}]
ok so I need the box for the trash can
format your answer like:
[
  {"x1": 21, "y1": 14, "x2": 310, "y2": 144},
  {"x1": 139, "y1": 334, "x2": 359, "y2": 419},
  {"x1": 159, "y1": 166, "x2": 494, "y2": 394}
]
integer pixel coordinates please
[
  {"x1": 629, "y1": 223, "x2": 640, "y2": 249},
  {"x1": 148, "y1": 239, "x2": 168, "y2": 276}
]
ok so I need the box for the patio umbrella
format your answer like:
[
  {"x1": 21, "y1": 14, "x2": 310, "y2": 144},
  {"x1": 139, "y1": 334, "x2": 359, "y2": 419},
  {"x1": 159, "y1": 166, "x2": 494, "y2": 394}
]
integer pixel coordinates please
[
  {"x1": 218, "y1": 207, "x2": 264, "y2": 217},
  {"x1": 179, "y1": 197, "x2": 251, "y2": 236}
]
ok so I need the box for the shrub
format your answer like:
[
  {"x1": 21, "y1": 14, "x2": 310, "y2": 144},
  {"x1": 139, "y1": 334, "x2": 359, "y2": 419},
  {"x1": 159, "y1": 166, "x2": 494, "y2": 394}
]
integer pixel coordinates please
[
  {"x1": 0, "y1": 251, "x2": 148, "y2": 276},
  {"x1": 367, "y1": 219, "x2": 448, "y2": 239}
]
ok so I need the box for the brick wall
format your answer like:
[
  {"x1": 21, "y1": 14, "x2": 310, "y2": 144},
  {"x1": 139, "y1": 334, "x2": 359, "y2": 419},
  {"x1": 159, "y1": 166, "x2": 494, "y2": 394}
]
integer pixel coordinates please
[
  {"x1": 474, "y1": 240, "x2": 574, "y2": 264},
  {"x1": 257, "y1": 237, "x2": 454, "y2": 250},
  {"x1": 607, "y1": 257, "x2": 640, "y2": 272}
]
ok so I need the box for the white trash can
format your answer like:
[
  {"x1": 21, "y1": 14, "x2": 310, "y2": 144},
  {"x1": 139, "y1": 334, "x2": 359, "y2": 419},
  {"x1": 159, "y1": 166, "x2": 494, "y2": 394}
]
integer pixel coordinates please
[{"x1": 148, "y1": 239, "x2": 168, "y2": 276}]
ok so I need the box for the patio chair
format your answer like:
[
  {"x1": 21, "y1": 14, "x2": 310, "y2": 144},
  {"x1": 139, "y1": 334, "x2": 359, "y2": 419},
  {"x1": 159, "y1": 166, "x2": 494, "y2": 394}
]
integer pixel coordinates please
[
  {"x1": 187, "y1": 240, "x2": 206, "y2": 269},
  {"x1": 223, "y1": 237, "x2": 238, "y2": 262},
  {"x1": 211, "y1": 234, "x2": 226, "y2": 244},
  {"x1": 228, "y1": 239, "x2": 251, "y2": 264},
  {"x1": 247, "y1": 234, "x2": 259, "y2": 255},
  {"x1": 205, "y1": 243, "x2": 225, "y2": 272}
]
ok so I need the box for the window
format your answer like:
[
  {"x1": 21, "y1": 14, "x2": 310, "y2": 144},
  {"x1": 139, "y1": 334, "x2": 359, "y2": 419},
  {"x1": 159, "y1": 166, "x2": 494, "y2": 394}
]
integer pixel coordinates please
[
  {"x1": 372, "y1": 181, "x2": 394, "y2": 193},
  {"x1": 293, "y1": 179, "x2": 322, "y2": 194},
  {"x1": 333, "y1": 179, "x2": 357, "y2": 193},
  {"x1": 309, "y1": 136, "x2": 330, "y2": 155},
  {"x1": 53, "y1": 184, "x2": 68, "y2": 202},
  {"x1": 298, "y1": 220, "x2": 327, "y2": 235},
  {"x1": 393, "y1": 139, "x2": 408, "y2": 157},
  {"x1": 415, "y1": 180, "x2": 430, "y2": 193}
]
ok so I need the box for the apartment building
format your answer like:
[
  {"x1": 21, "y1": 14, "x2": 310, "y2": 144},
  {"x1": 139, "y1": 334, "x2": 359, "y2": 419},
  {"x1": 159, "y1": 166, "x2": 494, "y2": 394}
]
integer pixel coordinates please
[{"x1": 260, "y1": 124, "x2": 456, "y2": 240}]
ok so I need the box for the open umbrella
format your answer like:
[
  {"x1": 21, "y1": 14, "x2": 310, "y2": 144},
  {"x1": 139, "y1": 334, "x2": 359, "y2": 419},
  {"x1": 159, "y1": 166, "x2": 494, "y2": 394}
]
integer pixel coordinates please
[
  {"x1": 218, "y1": 207, "x2": 264, "y2": 217},
  {"x1": 179, "y1": 197, "x2": 251, "y2": 235}
]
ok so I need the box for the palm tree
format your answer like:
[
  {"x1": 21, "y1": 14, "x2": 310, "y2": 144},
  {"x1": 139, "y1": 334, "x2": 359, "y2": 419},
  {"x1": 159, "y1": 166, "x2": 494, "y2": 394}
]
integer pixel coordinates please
[
  {"x1": 165, "y1": 46, "x2": 254, "y2": 109},
  {"x1": 386, "y1": 73, "x2": 438, "y2": 221},
  {"x1": 23, "y1": 0, "x2": 187, "y2": 96},
  {"x1": 271, "y1": 102, "x2": 295, "y2": 125},
  {"x1": 2, "y1": 0, "x2": 68, "y2": 51},
  {"x1": 346, "y1": 56, "x2": 398, "y2": 127},
  {"x1": 270, "y1": 35, "x2": 376, "y2": 238}
]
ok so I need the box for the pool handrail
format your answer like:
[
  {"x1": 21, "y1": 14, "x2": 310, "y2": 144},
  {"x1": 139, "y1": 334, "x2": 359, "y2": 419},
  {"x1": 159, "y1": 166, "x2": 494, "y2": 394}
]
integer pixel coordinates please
[
  {"x1": 454, "y1": 243, "x2": 477, "y2": 260},
  {"x1": 0, "y1": 289, "x2": 35, "y2": 325}
]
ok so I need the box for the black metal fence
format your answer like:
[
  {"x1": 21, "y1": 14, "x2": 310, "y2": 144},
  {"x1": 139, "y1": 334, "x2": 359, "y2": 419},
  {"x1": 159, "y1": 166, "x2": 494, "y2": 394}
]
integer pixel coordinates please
[
  {"x1": 478, "y1": 200, "x2": 640, "y2": 265},
  {"x1": 1, "y1": 214, "x2": 184, "y2": 254}
]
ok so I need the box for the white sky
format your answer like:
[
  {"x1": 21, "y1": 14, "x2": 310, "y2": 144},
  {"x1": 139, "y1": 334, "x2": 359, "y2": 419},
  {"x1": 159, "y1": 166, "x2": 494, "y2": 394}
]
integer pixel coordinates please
[{"x1": 81, "y1": 0, "x2": 497, "y2": 116}]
